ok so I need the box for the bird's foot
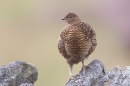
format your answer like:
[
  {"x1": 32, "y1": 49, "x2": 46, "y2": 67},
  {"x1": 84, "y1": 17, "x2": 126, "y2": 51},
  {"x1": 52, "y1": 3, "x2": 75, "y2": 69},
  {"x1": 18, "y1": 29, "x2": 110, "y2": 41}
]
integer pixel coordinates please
[
  {"x1": 85, "y1": 65, "x2": 91, "y2": 69},
  {"x1": 82, "y1": 65, "x2": 90, "y2": 75},
  {"x1": 69, "y1": 75, "x2": 75, "y2": 81}
]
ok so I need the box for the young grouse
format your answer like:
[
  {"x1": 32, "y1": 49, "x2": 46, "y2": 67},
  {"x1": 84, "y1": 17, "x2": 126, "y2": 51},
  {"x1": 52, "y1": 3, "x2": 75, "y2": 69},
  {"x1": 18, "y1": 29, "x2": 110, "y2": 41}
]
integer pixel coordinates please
[{"x1": 58, "y1": 12, "x2": 97, "y2": 79}]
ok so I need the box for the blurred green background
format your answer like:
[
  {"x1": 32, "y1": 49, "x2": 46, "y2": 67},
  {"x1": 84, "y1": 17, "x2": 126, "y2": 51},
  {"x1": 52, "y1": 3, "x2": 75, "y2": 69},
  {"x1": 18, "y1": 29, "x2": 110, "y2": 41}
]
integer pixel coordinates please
[{"x1": 0, "y1": 0, "x2": 130, "y2": 86}]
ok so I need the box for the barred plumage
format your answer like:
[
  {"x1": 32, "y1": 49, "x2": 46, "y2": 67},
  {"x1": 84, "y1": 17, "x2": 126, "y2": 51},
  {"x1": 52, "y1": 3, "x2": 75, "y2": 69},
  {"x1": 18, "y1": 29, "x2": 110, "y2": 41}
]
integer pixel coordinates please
[{"x1": 58, "y1": 12, "x2": 97, "y2": 79}]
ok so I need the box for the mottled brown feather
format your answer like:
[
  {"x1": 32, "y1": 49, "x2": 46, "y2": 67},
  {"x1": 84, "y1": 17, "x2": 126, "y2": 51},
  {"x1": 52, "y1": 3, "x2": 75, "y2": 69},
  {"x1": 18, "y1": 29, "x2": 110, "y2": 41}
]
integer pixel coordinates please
[{"x1": 58, "y1": 12, "x2": 97, "y2": 67}]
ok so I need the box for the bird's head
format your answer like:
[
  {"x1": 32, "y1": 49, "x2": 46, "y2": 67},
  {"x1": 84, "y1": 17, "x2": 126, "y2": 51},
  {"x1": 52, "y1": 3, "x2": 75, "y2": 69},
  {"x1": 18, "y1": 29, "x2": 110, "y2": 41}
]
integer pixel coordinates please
[{"x1": 62, "y1": 12, "x2": 81, "y2": 25}]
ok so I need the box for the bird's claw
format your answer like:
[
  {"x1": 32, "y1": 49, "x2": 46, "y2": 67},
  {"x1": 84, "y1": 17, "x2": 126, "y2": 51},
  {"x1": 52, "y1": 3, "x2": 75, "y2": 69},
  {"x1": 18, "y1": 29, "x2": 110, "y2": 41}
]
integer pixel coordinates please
[{"x1": 69, "y1": 75, "x2": 75, "y2": 80}]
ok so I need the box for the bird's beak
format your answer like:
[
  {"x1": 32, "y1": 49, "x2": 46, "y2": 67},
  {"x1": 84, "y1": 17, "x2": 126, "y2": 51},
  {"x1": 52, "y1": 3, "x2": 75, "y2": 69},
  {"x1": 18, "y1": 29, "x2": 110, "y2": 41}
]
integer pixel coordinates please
[{"x1": 61, "y1": 17, "x2": 65, "y2": 20}]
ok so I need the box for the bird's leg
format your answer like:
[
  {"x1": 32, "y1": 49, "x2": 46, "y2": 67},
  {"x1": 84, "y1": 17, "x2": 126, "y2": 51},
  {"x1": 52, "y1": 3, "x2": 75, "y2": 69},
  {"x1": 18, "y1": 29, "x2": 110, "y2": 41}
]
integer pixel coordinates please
[
  {"x1": 69, "y1": 64, "x2": 74, "y2": 79},
  {"x1": 82, "y1": 60, "x2": 86, "y2": 75}
]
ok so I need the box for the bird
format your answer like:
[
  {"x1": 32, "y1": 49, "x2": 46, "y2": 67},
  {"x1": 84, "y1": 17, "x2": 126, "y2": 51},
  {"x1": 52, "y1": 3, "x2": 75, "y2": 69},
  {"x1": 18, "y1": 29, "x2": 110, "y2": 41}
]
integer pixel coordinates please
[{"x1": 58, "y1": 12, "x2": 97, "y2": 79}]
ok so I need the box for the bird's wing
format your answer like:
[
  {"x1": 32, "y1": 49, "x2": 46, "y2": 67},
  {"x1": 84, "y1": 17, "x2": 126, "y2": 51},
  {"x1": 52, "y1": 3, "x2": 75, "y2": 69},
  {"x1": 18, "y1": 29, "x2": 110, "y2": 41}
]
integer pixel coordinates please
[
  {"x1": 79, "y1": 22, "x2": 97, "y2": 57},
  {"x1": 58, "y1": 26, "x2": 70, "y2": 59},
  {"x1": 80, "y1": 21, "x2": 97, "y2": 46}
]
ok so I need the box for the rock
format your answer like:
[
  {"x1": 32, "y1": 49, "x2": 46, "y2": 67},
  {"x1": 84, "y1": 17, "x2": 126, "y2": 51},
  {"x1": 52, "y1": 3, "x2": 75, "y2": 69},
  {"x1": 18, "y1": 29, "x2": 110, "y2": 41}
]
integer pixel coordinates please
[
  {"x1": 66, "y1": 59, "x2": 130, "y2": 86},
  {"x1": 0, "y1": 61, "x2": 38, "y2": 86}
]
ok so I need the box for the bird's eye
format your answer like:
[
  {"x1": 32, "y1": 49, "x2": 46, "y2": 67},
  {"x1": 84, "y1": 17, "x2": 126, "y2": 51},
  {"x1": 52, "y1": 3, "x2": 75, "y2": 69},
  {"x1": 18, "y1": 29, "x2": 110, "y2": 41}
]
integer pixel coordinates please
[{"x1": 69, "y1": 16, "x2": 73, "y2": 19}]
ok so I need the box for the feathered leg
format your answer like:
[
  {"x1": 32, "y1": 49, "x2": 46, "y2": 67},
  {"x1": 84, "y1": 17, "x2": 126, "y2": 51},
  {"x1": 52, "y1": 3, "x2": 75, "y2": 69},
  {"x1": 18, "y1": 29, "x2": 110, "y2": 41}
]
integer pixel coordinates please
[
  {"x1": 82, "y1": 60, "x2": 86, "y2": 75},
  {"x1": 69, "y1": 64, "x2": 74, "y2": 79}
]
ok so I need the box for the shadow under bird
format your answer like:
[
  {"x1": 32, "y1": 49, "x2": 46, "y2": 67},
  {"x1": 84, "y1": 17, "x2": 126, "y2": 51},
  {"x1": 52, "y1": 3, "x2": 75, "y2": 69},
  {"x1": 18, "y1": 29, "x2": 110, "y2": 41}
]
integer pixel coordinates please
[{"x1": 58, "y1": 12, "x2": 97, "y2": 79}]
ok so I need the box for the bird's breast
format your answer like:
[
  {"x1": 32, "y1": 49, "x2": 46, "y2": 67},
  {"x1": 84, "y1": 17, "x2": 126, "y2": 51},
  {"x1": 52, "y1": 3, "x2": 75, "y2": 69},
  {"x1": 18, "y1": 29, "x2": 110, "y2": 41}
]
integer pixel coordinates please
[{"x1": 65, "y1": 29, "x2": 88, "y2": 53}]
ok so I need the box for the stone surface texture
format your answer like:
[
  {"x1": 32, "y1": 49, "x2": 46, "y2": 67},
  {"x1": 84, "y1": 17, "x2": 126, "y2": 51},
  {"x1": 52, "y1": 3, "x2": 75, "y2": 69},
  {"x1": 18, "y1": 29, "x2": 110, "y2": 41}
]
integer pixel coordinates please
[
  {"x1": 66, "y1": 59, "x2": 130, "y2": 86},
  {"x1": 0, "y1": 61, "x2": 38, "y2": 86}
]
